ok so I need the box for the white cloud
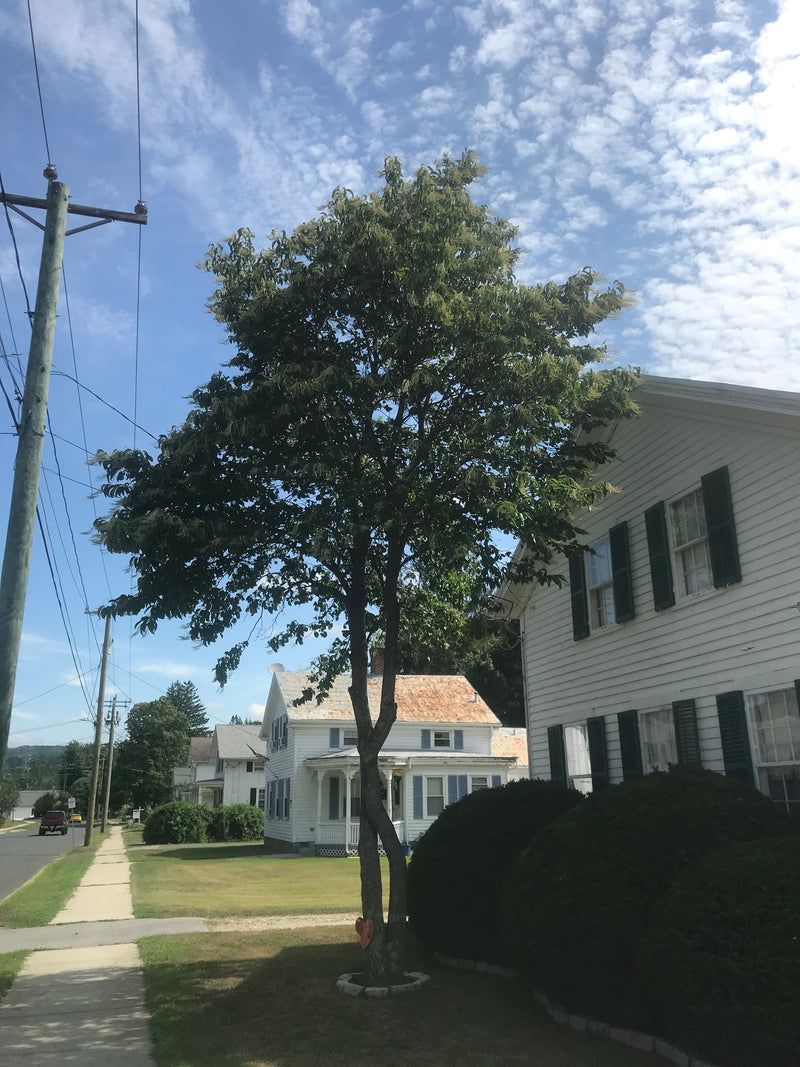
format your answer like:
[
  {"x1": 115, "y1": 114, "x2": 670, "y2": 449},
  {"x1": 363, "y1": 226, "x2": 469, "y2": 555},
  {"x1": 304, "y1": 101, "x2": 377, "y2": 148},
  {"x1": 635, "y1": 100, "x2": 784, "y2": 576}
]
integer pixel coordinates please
[{"x1": 136, "y1": 659, "x2": 199, "y2": 677}]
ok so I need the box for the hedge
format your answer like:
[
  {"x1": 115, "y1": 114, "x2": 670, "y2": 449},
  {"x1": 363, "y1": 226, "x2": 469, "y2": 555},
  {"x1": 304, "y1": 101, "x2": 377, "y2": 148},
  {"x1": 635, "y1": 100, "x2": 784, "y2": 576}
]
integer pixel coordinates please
[
  {"x1": 142, "y1": 801, "x2": 211, "y2": 844},
  {"x1": 503, "y1": 768, "x2": 792, "y2": 1028},
  {"x1": 408, "y1": 779, "x2": 584, "y2": 963},
  {"x1": 207, "y1": 803, "x2": 264, "y2": 842}
]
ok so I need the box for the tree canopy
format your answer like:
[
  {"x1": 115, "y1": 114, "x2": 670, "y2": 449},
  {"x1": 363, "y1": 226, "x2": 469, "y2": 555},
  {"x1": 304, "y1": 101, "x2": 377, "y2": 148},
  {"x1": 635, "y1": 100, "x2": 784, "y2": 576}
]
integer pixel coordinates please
[
  {"x1": 111, "y1": 698, "x2": 190, "y2": 810},
  {"x1": 95, "y1": 151, "x2": 637, "y2": 981}
]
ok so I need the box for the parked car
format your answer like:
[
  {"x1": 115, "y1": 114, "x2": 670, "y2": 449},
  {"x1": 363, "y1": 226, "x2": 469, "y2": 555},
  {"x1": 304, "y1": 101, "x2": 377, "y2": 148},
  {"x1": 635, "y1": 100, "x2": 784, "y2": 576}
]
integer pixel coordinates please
[
  {"x1": 39, "y1": 810, "x2": 68, "y2": 836},
  {"x1": 70, "y1": 814, "x2": 82, "y2": 824}
]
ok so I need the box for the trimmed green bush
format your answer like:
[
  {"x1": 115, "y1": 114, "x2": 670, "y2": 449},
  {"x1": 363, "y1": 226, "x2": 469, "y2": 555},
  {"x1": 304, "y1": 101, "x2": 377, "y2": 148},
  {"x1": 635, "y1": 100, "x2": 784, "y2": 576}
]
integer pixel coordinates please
[
  {"x1": 408, "y1": 779, "x2": 584, "y2": 964},
  {"x1": 503, "y1": 768, "x2": 793, "y2": 1028},
  {"x1": 207, "y1": 803, "x2": 264, "y2": 842},
  {"x1": 639, "y1": 834, "x2": 800, "y2": 1067},
  {"x1": 142, "y1": 801, "x2": 211, "y2": 844}
]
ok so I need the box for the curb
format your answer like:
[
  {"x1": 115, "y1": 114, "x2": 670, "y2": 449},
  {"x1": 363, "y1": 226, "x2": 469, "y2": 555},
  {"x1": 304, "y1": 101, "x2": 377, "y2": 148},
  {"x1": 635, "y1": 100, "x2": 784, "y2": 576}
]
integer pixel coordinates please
[{"x1": 434, "y1": 953, "x2": 718, "y2": 1067}]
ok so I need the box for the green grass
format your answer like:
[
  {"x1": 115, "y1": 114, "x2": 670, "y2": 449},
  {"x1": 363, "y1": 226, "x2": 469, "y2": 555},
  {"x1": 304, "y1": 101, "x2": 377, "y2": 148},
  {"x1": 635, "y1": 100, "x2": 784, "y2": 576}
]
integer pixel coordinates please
[
  {"x1": 0, "y1": 833, "x2": 107, "y2": 928},
  {"x1": 0, "y1": 950, "x2": 27, "y2": 999},
  {"x1": 139, "y1": 927, "x2": 663, "y2": 1067},
  {"x1": 128, "y1": 843, "x2": 390, "y2": 918}
]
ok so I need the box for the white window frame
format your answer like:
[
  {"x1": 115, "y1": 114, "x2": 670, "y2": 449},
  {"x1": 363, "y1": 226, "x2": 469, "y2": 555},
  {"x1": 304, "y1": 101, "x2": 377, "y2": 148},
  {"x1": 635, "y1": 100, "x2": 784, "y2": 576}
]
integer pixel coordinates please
[
  {"x1": 669, "y1": 487, "x2": 712, "y2": 597},
  {"x1": 426, "y1": 776, "x2": 444, "y2": 816},
  {"x1": 433, "y1": 730, "x2": 451, "y2": 749},
  {"x1": 746, "y1": 687, "x2": 800, "y2": 816},
  {"x1": 246, "y1": 760, "x2": 254, "y2": 773},
  {"x1": 639, "y1": 707, "x2": 678, "y2": 773},
  {"x1": 471, "y1": 776, "x2": 488, "y2": 792},
  {"x1": 586, "y1": 537, "x2": 615, "y2": 629},
  {"x1": 343, "y1": 729, "x2": 359, "y2": 747}
]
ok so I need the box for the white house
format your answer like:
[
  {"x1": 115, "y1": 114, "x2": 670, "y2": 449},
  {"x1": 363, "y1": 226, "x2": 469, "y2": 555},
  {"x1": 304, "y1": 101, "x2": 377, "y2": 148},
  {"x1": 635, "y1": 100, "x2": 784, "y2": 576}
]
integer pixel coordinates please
[
  {"x1": 5, "y1": 789, "x2": 43, "y2": 822},
  {"x1": 181, "y1": 725, "x2": 266, "y2": 808},
  {"x1": 259, "y1": 664, "x2": 521, "y2": 855},
  {"x1": 503, "y1": 376, "x2": 800, "y2": 817},
  {"x1": 173, "y1": 736, "x2": 216, "y2": 805}
]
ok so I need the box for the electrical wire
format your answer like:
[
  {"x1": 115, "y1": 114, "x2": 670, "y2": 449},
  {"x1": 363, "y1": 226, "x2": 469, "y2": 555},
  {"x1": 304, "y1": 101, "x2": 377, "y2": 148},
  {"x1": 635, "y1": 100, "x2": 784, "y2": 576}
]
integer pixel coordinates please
[
  {"x1": 26, "y1": 0, "x2": 51, "y2": 163},
  {"x1": 0, "y1": 171, "x2": 33, "y2": 317},
  {"x1": 50, "y1": 368, "x2": 157, "y2": 441}
]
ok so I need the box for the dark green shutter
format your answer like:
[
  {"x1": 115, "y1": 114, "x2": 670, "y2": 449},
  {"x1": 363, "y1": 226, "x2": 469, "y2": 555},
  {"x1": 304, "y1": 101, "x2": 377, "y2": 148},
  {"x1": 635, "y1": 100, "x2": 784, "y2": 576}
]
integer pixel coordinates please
[
  {"x1": 672, "y1": 699, "x2": 702, "y2": 766},
  {"x1": 609, "y1": 521, "x2": 635, "y2": 623},
  {"x1": 617, "y1": 709, "x2": 643, "y2": 779},
  {"x1": 547, "y1": 725, "x2": 567, "y2": 785},
  {"x1": 716, "y1": 690, "x2": 754, "y2": 786},
  {"x1": 587, "y1": 715, "x2": 609, "y2": 789},
  {"x1": 645, "y1": 502, "x2": 675, "y2": 610},
  {"x1": 701, "y1": 467, "x2": 741, "y2": 587},
  {"x1": 568, "y1": 554, "x2": 590, "y2": 640}
]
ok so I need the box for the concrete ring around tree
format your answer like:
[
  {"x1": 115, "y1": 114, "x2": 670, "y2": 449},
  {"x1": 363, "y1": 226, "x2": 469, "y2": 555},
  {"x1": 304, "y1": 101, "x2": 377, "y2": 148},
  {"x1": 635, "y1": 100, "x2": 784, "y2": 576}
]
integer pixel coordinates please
[{"x1": 336, "y1": 971, "x2": 430, "y2": 997}]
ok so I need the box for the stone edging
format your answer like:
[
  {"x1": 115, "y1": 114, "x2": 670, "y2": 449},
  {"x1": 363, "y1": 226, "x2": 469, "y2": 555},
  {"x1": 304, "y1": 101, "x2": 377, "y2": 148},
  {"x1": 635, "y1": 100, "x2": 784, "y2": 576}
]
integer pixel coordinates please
[
  {"x1": 434, "y1": 953, "x2": 718, "y2": 1067},
  {"x1": 337, "y1": 971, "x2": 431, "y2": 998}
]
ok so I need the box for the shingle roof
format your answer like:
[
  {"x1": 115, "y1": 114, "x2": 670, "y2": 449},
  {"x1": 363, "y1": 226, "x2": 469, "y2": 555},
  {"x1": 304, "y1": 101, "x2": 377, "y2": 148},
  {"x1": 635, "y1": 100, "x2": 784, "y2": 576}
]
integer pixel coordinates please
[
  {"x1": 492, "y1": 727, "x2": 529, "y2": 765},
  {"x1": 188, "y1": 736, "x2": 213, "y2": 764},
  {"x1": 214, "y1": 724, "x2": 266, "y2": 760},
  {"x1": 275, "y1": 672, "x2": 500, "y2": 726}
]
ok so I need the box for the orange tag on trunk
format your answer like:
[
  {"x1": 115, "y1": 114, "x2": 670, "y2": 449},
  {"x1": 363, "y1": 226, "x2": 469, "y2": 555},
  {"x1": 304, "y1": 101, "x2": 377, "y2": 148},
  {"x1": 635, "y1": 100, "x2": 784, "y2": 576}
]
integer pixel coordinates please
[{"x1": 355, "y1": 917, "x2": 374, "y2": 948}]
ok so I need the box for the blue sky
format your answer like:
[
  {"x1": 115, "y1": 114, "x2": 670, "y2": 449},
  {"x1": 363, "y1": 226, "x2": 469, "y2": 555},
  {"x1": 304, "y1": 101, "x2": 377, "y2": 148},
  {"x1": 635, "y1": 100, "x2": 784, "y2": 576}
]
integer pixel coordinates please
[{"x1": 0, "y1": 0, "x2": 797, "y2": 750}]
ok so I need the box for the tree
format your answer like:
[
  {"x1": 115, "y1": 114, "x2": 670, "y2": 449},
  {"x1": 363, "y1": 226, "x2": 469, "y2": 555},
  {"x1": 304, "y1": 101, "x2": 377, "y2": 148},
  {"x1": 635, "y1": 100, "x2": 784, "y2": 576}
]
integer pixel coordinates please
[
  {"x1": 165, "y1": 680, "x2": 210, "y2": 736},
  {"x1": 32, "y1": 791, "x2": 66, "y2": 817},
  {"x1": 95, "y1": 152, "x2": 637, "y2": 983},
  {"x1": 112, "y1": 699, "x2": 189, "y2": 809},
  {"x1": 229, "y1": 714, "x2": 260, "y2": 725},
  {"x1": 59, "y1": 740, "x2": 93, "y2": 791},
  {"x1": 0, "y1": 774, "x2": 19, "y2": 817}
]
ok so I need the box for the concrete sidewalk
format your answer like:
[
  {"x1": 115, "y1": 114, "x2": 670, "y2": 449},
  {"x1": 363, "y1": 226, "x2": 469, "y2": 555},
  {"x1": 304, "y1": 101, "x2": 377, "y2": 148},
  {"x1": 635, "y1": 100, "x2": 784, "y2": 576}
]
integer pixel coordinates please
[{"x1": 0, "y1": 825, "x2": 207, "y2": 1065}]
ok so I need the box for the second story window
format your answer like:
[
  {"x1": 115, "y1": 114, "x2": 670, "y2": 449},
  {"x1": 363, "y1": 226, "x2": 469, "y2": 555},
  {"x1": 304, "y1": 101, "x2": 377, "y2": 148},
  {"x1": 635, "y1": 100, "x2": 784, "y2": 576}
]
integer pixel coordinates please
[
  {"x1": 433, "y1": 730, "x2": 451, "y2": 748},
  {"x1": 670, "y1": 489, "x2": 711, "y2": 596},
  {"x1": 586, "y1": 538, "x2": 616, "y2": 628}
]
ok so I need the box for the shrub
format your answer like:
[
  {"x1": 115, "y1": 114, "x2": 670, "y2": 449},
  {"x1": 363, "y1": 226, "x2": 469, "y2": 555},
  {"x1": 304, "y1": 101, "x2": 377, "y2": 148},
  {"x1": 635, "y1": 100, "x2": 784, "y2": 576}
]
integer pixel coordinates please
[
  {"x1": 207, "y1": 803, "x2": 264, "y2": 842},
  {"x1": 142, "y1": 801, "x2": 210, "y2": 844},
  {"x1": 639, "y1": 834, "x2": 800, "y2": 1067},
  {"x1": 503, "y1": 768, "x2": 792, "y2": 1028},
  {"x1": 408, "y1": 779, "x2": 584, "y2": 964}
]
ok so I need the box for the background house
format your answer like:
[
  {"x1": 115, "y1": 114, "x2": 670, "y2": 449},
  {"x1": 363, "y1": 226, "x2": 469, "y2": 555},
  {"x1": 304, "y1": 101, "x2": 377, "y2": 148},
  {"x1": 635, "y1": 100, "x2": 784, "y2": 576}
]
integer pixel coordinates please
[
  {"x1": 6, "y1": 789, "x2": 43, "y2": 821},
  {"x1": 175, "y1": 725, "x2": 266, "y2": 809},
  {"x1": 260, "y1": 664, "x2": 523, "y2": 855},
  {"x1": 505, "y1": 376, "x2": 800, "y2": 815}
]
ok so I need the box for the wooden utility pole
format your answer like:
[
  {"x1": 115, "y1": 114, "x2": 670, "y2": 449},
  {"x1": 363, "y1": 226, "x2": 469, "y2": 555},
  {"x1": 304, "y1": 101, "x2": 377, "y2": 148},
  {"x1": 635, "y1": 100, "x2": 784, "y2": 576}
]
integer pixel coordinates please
[
  {"x1": 84, "y1": 613, "x2": 112, "y2": 847},
  {"x1": 100, "y1": 695, "x2": 124, "y2": 833},
  {"x1": 0, "y1": 169, "x2": 146, "y2": 770}
]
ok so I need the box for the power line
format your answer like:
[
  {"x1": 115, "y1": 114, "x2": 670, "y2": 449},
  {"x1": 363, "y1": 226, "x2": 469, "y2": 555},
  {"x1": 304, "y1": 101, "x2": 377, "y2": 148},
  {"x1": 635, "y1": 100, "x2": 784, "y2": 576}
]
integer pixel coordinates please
[
  {"x1": 50, "y1": 367, "x2": 157, "y2": 441},
  {"x1": 0, "y1": 171, "x2": 32, "y2": 317},
  {"x1": 26, "y1": 0, "x2": 52, "y2": 164}
]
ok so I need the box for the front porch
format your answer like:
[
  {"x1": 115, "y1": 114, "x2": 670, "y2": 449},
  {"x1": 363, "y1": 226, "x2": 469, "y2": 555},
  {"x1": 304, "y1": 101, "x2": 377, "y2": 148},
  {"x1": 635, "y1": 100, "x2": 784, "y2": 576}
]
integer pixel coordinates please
[
  {"x1": 308, "y1": 754, "x2": 409, "y2": 857},
  {"x1": 314, "y1": 818, "x2": 407, "y2": 857}
]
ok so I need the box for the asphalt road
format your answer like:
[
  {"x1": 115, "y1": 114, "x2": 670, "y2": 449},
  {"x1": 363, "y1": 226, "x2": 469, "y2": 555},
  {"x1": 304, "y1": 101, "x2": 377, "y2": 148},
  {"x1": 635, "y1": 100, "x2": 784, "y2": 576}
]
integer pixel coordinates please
[{"x1": 0, "y1": 823, "x2": 82, "y2": 902}]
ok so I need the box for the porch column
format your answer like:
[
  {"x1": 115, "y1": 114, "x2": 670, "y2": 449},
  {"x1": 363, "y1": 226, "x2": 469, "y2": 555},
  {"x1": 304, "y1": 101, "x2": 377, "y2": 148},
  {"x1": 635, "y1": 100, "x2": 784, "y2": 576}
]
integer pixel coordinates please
[
  {"x1": 315, "y1": 770, "x2": 323, "y2": 847},
  {"x1": 345, "y1": 766, "x2": 354, "y2": 855}
]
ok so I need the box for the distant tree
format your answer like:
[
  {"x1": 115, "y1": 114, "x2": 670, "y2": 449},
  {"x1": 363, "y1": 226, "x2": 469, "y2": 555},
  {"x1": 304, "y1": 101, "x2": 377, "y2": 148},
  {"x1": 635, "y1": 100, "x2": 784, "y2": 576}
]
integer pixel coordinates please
[
  {"x1": 112, "y1": 699, "x2": 190, "y2": 809},
  {"x1": 59, "y1": 740, "x2": 93, "y2": 791},
  {"x1": 32, "y1": 791, "x2": 67, "y2": 817},
  {"x1": 68, "y1": 774, "x2": 92, "y2": 816},
  {"x1": 165, "y1": 680, "x2": 210, "y2": 736},
  {"x1": 95, "y1": 151, "x2": 636, "y2": 983},
  {"x1": 229, "y1": 714, "x2": 260, "y2": 725},
  {"x1": 0, "y1": 775, "x2": 19, "y2": 817}
]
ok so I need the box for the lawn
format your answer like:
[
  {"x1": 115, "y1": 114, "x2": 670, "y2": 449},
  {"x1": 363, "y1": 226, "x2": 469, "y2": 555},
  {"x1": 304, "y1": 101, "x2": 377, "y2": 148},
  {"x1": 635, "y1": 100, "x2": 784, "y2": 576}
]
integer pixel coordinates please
[
  {"x1": 139, "y1": 926, "x2": 663, "y2": 1067},
  {"x1": 128, "y1": 841, "x2": 391, "y2": 918},
  {"x1": 0, "y1": 832, "x2": 107, "y2": 928}
]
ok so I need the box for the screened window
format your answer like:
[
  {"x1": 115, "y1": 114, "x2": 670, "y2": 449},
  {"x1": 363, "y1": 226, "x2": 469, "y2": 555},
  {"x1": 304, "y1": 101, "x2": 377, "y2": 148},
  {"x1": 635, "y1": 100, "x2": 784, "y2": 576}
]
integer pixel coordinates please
[
  {"x1": 433, "y1": 731, "x2": 451, "y2": 748},
  {"x1": 471, "y1": 776, "x2": 488, "y2": 792},
  {"x1": 640, "y1": 708, "x2": 678, "y2": 772},
  {"x1": 564, "y1": 724, "x2": 593, "y2": 795},
  {"x1": 586, "y1": 538, "x2": 616, "y2": 628},
  {"x1": 426, "y1": 777, "x2": 444, "y2": 816},
  {"x1": 747, "y1": 688, "x2": 800, "y2": 816},
  {"x1": 670, "y1": 489, "x2": 712, "y2": 596},
  {"x1": 343, "y1": 730, "x2": 359, "y2": 747}
]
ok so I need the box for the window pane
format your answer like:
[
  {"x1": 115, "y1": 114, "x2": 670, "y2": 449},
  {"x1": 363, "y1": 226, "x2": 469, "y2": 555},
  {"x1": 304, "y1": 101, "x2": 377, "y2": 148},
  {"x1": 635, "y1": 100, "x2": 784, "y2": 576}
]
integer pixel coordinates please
[
  {"x1": 433, "y1": 731, "x2": 451, "y2": 748},
  {"x1": 680, "y1": 540, "x2": 711, "y2": 595},
  {"x1": 747, "y1": 690, "x2": 800, "y2": 763},
  {"x1": 586, "y1": 539, "x2": 612, "y2": 586},
  {"x1": 639, "y1": 707, "x2": 677, "y2": 772},
  {"x1": 426, "y1": 777, "x2": 444, "y2": 816},
  {"x1": 472, "y1": 777, "x2": 488, "y2": 792}
]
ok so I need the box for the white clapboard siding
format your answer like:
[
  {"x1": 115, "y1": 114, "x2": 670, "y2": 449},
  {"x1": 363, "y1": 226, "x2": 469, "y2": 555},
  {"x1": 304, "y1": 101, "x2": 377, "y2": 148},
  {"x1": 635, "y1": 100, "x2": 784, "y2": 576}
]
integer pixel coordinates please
[{"x1": 520, "y1": 385, "x2": 800, "y2": 783}]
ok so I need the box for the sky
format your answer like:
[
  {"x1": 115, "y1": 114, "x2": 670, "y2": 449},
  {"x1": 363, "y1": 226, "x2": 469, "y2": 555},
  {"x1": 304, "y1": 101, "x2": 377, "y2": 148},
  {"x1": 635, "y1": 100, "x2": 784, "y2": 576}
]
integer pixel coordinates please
[{"x1": 0, "y1": 0, "x2": 798, "y2": 752}]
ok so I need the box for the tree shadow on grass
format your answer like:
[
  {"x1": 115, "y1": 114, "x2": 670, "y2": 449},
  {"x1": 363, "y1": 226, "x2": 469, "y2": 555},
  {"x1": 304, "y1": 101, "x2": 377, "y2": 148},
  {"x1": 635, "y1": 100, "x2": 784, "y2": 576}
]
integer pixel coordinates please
[{"x1": 142, "y1": 931, "x2": 663, "y2": 1067}]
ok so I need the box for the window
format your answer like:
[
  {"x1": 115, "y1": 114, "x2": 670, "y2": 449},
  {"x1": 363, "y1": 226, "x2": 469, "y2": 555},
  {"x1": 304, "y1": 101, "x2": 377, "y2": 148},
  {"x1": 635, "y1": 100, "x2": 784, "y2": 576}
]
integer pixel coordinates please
[
  {"x1": 586, "y1": 538, "x2": 616, "y2": 628},
  {"x1": 343, "y1": 730, "x2": 358, "y2": 747},
  {"x1": 670, "y1": 489, "x2": 711, "y2": 596},
  {"x1": 246, "y1": 760, "x2": 254, "y2": 773},
  {"x1": 216, "y1": 757, "x2": 224, "y2": 775},
  {"x1": 433, "y1": 731, "x2": 451, "y2": 748},
  {"x1": 270, "y1": 715, "x2": 288, "y2": 751},
  {"x1": 639, "y1": 708, "x2": 678, "y2": 772},
  {"x1": 348, "y1": 777, "x2": 361, "y2": 818},
  {"x1": 471, "y1": 776, "x2": 488, "y2": 792},
  {"x1": 249, "y1": 787, "x2": 257, "y2": 805},
  {"x1": 258, "y1": 788, "x2": 265, "y2": 809},
  {"x1": 426, "y1": 777, "x2": 444, "y2": 816},
  {"x1": 564, "y1": 724, "x2": 593, "y2": 794},
  {"x1": 747, "y1": 688, "x2": 800, "y2": 816},
  {"x1": 267, "y1": 780, "x2": 277, "y2": 819},
  {"x1": 646, "y1": 466, "x2": 741, "y2": 611}
]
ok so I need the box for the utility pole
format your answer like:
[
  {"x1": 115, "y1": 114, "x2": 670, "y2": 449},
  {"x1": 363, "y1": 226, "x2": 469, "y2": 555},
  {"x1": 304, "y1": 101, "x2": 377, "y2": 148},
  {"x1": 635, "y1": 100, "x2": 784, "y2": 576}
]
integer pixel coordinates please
[
  {"x1": 84, "y1": 612, "x2": 111, "y2": 847},
  {"x1": 100, "y1": 695, "x2": 128, "y2": 833},
  {"x1": 0, "y1": 168, "x2": 146, "y2": 770}
]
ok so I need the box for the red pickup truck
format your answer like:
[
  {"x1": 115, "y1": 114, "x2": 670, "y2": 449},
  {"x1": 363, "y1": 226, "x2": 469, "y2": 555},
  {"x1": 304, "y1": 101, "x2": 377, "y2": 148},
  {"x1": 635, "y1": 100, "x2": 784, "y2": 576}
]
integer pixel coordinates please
[{"x1": 39, "y1": 810, "x2": 69, "y2": 836}]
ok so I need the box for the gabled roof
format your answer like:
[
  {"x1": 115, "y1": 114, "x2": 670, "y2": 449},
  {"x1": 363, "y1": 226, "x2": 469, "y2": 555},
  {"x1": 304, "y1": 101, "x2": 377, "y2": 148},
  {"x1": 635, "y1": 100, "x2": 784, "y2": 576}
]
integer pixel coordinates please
[
  {"x1": 272, "y1": 672, "x2": 500, "y2": 726},
  {"x1": 492, "y1": 727, "x2": 529, "y2": 766},
  {"x1": 212, "y1": 724, "x2": 266, "y2": 760},
  {"x1": 188, "y1": 736, "x2": 213, "y2": 765}
]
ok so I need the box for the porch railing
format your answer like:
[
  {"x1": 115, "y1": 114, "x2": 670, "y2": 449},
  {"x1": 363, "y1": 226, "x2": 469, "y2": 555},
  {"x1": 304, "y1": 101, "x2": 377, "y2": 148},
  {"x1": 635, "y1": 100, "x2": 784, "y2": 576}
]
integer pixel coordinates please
[{"x1": 316, "y1": 820, "x2": 405, "y2": 848}]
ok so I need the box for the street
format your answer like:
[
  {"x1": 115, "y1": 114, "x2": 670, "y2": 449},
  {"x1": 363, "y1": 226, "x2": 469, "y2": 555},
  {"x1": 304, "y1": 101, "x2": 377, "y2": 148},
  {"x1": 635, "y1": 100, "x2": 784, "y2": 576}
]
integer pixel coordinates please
[{"x1": 0, "y1": 823, "x2": 81, "y2": 903}]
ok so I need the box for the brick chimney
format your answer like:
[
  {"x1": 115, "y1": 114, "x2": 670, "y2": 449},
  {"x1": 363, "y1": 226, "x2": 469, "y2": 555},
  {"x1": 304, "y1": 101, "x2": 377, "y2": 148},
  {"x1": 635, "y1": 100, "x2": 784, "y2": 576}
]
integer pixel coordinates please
[{"x1": 370, "y1": 646, "x2": 385, "y2": 676}]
